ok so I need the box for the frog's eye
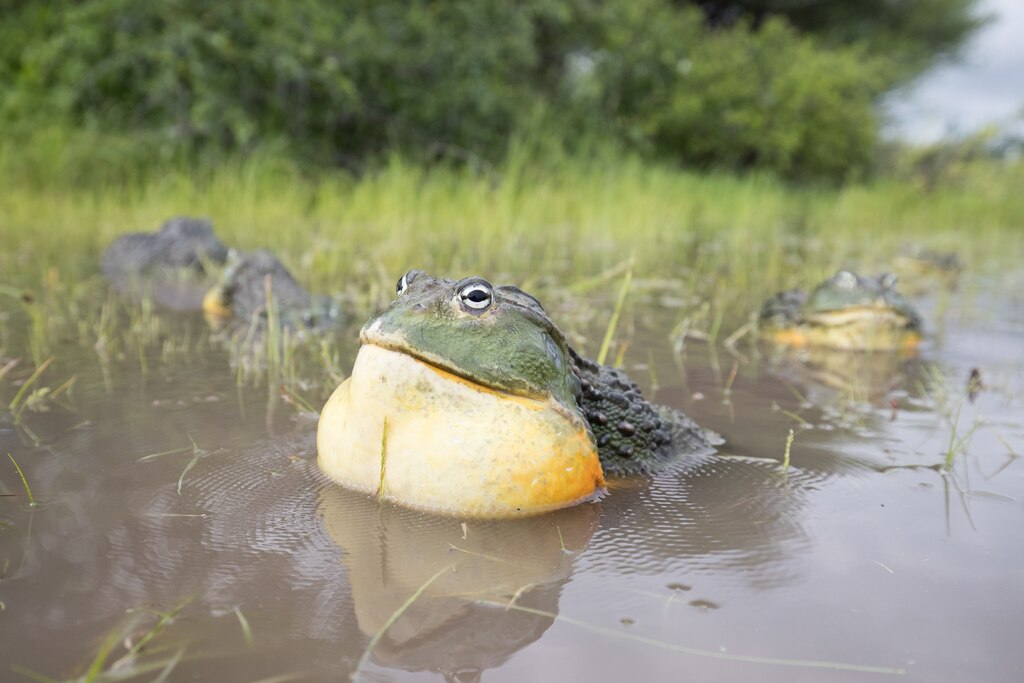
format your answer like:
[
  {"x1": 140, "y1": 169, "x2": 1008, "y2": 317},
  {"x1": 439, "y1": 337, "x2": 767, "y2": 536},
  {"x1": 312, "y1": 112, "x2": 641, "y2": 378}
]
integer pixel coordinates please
[
  {"x1": 396, "y1": 270, "x2": 417, "y2": 296},
  {"x1": 459, "y1": 282, "x2": 493, "y2": 311}
]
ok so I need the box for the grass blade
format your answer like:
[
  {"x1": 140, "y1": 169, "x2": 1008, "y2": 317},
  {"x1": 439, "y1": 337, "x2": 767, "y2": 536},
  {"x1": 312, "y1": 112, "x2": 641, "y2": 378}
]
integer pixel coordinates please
[
  {"x1": 351, "y1": 565, "x2": 451, "y2": 681},
  {"x1": 7, "y1": 453, "x2": 36, "y2": 506},
  {"x1": 8, "y1": 665, "x2": 59, "y2": 683},
  {"x1": 476, "y1": 600, "x2": 906, "y2": 676},
  {"x1": 234, "y1": 606, "x2": 255, "y2": 648},
  {"x1": 781, "y1": 429, "x2": 795, "y2": 471},
  {"x1": 9, "y1": 356, "x2": 54, "y2": 422},
  {"x1": 597, "y1": 258, "x2": 633, "y2": 366}
]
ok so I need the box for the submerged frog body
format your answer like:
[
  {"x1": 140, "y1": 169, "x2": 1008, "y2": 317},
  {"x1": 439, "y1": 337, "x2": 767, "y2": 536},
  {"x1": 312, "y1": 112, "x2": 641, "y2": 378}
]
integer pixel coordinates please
[
  {"x1": 317, "y1": 270, "x2": 716, "y2": 518},
  {"x1": 759, "y1": 271, "x2": 923, "y2": 351},
  {"x1": 202, "y1": 249, "x2": 341, "y2": 331},
  {"x1": 101, "y1": 216, "x2": 229, "y2": 309}
]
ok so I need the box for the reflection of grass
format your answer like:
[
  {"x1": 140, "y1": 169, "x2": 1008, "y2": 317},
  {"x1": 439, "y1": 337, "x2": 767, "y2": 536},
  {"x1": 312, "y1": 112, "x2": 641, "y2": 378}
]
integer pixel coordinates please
[
  {"x1": 135, "y1": 436, "x2": 221, "y2": 495},
  {"x1": 475, "y1": 599, "x2": 906, "y2": 676},
  {"x1": 352, "y1": 565, "x2": 452, "y2": 681},
  {"x1": 942, "y1": 402, "x2": 984, "y2": 472},
  {"x1": 771, "y1": 401, "x2": 812, "y2": 427}
]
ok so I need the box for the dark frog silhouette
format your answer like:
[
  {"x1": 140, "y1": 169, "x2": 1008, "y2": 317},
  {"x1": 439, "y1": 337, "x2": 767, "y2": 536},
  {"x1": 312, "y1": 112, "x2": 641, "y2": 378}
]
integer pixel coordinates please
[{"x1": 317, "y1": 269, "x2": 717, "y2": 518}]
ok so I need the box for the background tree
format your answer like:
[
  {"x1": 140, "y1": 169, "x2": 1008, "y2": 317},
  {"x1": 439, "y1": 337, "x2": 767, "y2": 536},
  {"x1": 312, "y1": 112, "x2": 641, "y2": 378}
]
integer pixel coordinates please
[
  {"x1": 688, "y1": 0, "x2": 984, "y2": 80},
  {"x1": 0, "y1": 0, "x2": 985, "y2": 180}
]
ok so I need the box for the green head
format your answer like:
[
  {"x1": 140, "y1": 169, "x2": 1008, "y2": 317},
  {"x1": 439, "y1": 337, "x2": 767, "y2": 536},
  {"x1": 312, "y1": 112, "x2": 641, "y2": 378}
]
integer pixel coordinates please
[
  {"x1": 360, "y1": 270, "x2": 581, "y2": 409},
  {"x1": 804, "y1": 271, "x2": 921, "y2": 328}
]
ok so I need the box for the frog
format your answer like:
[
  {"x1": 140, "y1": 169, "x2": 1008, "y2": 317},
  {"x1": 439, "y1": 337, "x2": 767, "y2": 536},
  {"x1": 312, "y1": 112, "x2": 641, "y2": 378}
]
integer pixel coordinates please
[
  {"x1": 101, "y1": 216, "x2": 228, "y2": 277},
  {"x1": 892, "y1": 244, "x2": 963, "y2": 293},
  {"x1": 758, "y1": 271, "x2": 923, "y2": 351},
  {"x1": 101, "y1": 216, "x2": 229, "y2": 309},
  {"x1": 317, "y1": 269, "x2": 716, "y2": 518},
  {"x1": 892, "y1": 244, "x2": 963, "y2": 278},
  {"x1": 201, "y1": 249, "x2": 342, "y2": 332}
]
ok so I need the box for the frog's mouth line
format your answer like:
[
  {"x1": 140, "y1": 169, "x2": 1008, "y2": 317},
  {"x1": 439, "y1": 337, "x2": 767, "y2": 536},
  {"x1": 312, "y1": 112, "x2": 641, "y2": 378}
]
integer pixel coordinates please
[
  {"x1": 361, "y1": 338, "x2": 536, "y2": 403},
  {"x1": 803, "y1": 306, "x2": 916, "y2": 328}
]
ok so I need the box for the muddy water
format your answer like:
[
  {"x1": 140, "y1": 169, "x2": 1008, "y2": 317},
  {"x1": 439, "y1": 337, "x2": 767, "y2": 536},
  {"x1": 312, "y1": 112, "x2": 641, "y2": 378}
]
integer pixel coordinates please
[{"x1": 1, "y1": 275, "x2": 1023, "y2": 682}]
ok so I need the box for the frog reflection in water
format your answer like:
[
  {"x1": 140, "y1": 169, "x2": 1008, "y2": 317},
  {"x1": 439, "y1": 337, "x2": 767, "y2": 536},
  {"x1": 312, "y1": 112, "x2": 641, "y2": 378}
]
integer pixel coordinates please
[
  {"x1": 317, "y1": 270, "x2": 716, "y2": 518},
  {"x1": 758, "y1": 271, "x2": 923, "y2": 352},
  {"x1": 320, "y1": 484, "x2": 598, "y2": 681}
]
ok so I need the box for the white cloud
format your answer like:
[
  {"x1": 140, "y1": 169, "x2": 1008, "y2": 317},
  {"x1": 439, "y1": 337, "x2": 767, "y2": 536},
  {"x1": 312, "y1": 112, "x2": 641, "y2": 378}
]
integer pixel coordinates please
[{"x1": 885, "y1": 0, "x2": 1024, "y2": 142}]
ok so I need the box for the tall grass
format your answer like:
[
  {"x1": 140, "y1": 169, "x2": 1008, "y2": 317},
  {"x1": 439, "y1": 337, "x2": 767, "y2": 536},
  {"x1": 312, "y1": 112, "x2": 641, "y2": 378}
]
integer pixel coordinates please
[{"x1": 2, "y1": 130, "x2": 1022, "y2": 335}]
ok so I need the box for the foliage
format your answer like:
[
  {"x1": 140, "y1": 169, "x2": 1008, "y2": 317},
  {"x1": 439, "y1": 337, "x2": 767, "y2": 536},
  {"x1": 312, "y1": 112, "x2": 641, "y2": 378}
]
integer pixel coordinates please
[
  {"x1": 687, "y1": 0, "x2": 985, "y2": 82},
  {"x1": 0, "y1": 0, "x2": 984, "y2": 180},
  {"x1": 581, "y1": 7, "x2": 884, "y2": 179},
  {"x1": 2, "y1": 0, "x2": 548, "y2": 164},
  {"x1": 881, "y1": 122, "x2": 1024, "y2": 192}
]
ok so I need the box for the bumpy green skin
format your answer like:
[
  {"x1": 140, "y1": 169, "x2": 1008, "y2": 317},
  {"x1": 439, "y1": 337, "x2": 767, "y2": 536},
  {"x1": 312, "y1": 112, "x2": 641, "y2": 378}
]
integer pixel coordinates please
[
  {"x1": 209, "y1": 250, "x2": 342, "y2": 331},
  {"x1": 363, "y1": 270, "x2": 715, "y2": 475},
  {"x1": 760, "y1": 271, "x2": 922, "y2": 330},
  {"x1": 570, "y1": 349, "x2": 711, "y2": 474}
]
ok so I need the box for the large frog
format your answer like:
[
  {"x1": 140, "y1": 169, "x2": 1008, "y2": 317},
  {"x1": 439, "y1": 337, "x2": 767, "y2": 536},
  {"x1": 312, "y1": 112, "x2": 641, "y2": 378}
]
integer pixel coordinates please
[
  {"x1": 758, "y1": 271, "x2": 923, "y2": 351},
  {"x1": 317, "y1": 270, "x2": 715, "y2": 518},
  {"x1": 202, "y1": 249, "x2": 342, "y2": 331}
]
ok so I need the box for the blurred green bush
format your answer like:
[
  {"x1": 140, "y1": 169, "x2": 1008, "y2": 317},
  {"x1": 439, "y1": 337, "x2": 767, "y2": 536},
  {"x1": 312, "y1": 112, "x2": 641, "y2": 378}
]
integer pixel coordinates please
[{"x1": 0, "y1": 0, "x2": 980, "y2": 181}]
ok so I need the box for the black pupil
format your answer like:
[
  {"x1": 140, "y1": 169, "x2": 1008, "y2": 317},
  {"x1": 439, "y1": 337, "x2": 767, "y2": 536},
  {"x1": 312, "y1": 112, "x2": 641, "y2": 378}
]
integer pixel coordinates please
[
  {"x1": 465, "y1": 288, "x2": 489, "y2": 303},
  {"x1": 396, "y1": 276, "x2": 405, "y2": 293}
]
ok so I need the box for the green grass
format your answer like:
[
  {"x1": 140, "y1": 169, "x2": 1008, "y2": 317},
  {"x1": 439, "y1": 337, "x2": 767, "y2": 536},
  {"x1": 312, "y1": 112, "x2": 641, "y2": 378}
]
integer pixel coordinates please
[
  {"x1": 1, "y1": 134, "x2": 1022, "y2": 399},
  {"x1": 781, "y1": 429, "x2": 795, "y2": 471},
  {"x1": 11, "y1": 598, "x2": 193, "y2": 683},
  {"x1": 8, "y1": 357, "x2": 53, "y2": 424},
  {"x1": 7, "y1": 453, "x2": 36, "y2": 507},
  {"x1": 3, "y1": 137, "x2": 1021, "y2": 314}
]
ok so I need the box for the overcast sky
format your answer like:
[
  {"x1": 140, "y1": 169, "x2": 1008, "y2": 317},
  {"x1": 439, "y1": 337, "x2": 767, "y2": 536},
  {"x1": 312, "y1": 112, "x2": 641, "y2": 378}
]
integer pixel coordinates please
[{"x1": 886, "y1": 0, "x2": 1024, "y2": 142}]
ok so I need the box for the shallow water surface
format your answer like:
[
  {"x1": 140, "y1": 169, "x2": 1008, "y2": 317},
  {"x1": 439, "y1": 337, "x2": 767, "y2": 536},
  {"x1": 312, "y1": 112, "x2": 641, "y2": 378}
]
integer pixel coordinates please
[{"x1": 1, "y1": 274, "x2": 1023, "y2": 682}]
